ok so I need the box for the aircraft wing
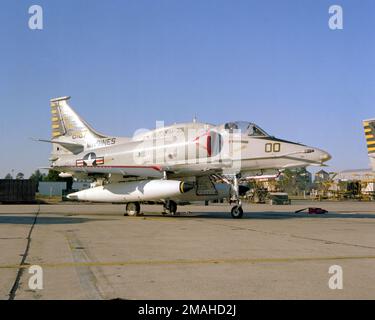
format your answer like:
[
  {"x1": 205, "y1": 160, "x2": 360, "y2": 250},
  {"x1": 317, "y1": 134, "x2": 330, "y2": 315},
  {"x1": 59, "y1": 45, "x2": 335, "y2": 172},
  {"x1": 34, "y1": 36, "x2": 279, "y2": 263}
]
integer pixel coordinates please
[
  {"x1": 53, "y1": 161, "x2": 227, "y2": 180},
  {"x1": 54, "y1": 165, "x2": 165, "y2": 179}
]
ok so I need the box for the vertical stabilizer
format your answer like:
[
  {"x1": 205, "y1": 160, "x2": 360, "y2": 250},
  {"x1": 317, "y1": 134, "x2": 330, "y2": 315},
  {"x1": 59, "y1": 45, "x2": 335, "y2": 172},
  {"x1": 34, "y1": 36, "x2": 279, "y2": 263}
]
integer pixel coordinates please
[
  {"x1": 362, "y1": 119, "x2": 375, "y2": 170},
  {"x1": 50, "y1": 96, "x2": 109, "y2": 156}
]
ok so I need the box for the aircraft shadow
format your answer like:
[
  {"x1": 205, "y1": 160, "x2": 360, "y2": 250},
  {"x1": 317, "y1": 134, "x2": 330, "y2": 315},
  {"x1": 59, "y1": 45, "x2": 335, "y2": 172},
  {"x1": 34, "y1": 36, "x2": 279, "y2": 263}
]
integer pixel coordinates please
[
  {"x1": 0, "y1": 216, "x2": 100, "y2": 225},
  {"x1": 142, "y1": 211, "x2": 375, "y2": 220}
]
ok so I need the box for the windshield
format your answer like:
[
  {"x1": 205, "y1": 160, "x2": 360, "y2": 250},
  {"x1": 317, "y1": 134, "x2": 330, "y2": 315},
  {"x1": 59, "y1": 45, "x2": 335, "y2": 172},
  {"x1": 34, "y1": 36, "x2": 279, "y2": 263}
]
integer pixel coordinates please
[{"x1": 224, "y1": 121, "x2": 269, "y2": 137}]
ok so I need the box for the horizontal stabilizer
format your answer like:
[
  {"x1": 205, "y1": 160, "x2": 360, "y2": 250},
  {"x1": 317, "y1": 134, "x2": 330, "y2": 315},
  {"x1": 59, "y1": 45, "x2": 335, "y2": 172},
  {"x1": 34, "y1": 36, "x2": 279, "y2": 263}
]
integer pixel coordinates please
[{"x1": 34, "y1": 138, "x2": 84, "y2": 154}]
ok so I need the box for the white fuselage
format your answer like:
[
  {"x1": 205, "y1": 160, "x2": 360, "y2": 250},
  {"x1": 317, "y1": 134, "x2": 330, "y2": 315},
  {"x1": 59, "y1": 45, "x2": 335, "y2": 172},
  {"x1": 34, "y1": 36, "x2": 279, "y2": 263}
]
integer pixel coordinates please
[
  {"x1": 54, "y1": 121, "x2": 330, "y2": 204},
  {"x1": 53, "y1": 122, "x2": 330, "y2": 179}
]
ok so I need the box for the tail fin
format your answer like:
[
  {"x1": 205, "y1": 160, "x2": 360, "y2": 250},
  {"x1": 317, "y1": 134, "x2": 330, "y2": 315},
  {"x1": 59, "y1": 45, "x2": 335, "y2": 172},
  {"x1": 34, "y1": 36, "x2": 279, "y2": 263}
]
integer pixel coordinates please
[
  {"x1": 50, "y1": 96, "x2": 107, "y2": 140},
  {"x1": 50, "y1": 96, "x2": 108, "y2": 156},
  {"x1": 362, "y1": 119, "x2": 375, "y2": 170}
]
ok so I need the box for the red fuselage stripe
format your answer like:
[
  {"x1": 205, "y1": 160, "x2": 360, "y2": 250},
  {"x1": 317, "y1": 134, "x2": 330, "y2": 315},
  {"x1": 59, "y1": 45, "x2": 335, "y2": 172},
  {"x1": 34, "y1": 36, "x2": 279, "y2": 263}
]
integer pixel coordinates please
[{"x1": 56, "y1": 165, "x2": 162, "y2": 171}]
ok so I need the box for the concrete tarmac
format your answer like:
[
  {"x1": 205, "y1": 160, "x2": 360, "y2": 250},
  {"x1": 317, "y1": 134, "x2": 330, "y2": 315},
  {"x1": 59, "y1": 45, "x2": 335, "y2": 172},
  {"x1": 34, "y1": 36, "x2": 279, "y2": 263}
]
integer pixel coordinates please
[{"x1": 0, "y1": 201, "x2": 375, "y2": 300}]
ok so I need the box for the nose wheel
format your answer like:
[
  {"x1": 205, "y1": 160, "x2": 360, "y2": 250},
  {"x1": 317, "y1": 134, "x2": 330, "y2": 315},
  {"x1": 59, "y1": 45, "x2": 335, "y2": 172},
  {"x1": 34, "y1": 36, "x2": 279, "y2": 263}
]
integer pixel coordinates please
[{"x1": 231, "y1": 205, "x2": 243, "y2": 219}]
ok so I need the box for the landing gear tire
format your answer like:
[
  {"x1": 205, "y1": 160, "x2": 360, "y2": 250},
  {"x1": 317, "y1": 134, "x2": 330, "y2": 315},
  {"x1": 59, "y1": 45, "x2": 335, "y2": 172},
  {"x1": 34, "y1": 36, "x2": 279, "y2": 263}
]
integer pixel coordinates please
[
  {"x1": 231, "y1": 205, "x2": 243, "y2": 219},
  {"x1": 126, "y1": 202, "x2": 141, "y2": 216},
  {"x1": 163, "y1": 200, "x2": 177, "y2": 215}
]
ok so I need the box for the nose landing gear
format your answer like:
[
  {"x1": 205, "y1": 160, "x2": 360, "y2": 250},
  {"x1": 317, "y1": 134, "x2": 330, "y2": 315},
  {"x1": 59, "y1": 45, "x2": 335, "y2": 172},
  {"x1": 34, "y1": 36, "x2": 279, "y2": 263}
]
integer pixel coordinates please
[
  {"x1": 231, "y1": 205, "x2": 243, "y2": 219},
  {"x1": 230, "y1": 174, "x2": 244, "y2": 219}
]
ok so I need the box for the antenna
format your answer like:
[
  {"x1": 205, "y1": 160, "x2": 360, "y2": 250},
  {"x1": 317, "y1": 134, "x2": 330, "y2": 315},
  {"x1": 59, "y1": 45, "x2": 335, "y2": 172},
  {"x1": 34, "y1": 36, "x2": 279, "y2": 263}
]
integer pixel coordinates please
[{"x1": 193, "y1": 114, "x2": 197, "y2": 123}]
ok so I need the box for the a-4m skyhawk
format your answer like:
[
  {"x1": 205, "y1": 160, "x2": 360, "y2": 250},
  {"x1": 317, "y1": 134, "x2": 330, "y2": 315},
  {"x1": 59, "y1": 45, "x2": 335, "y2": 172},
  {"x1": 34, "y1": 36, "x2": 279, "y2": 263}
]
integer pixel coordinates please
[{"x1": 39, "y1": 96, "x2": 331, "y2": 218}]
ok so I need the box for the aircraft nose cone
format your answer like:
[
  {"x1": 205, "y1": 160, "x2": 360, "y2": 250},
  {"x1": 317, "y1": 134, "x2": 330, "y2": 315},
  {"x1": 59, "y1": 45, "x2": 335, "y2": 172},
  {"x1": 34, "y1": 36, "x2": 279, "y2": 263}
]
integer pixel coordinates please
[{"x1": 319, "y1": 151, "x2": 332, "y2": 162}]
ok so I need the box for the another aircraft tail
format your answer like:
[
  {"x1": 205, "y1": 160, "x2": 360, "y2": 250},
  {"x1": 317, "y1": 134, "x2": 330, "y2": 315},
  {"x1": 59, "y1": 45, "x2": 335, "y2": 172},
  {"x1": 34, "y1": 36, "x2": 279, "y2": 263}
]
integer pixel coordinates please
[
  {"x1": 362, "y1": 118, "x2": 375, "y2": 170},
  {"x1": 49, "y1": 96, "x2": 109, "y2": 156}
]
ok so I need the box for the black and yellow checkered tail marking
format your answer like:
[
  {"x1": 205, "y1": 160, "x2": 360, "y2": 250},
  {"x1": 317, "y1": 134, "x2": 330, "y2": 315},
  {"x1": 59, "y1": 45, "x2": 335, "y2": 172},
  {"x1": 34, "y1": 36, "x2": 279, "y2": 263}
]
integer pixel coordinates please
[
  {"x1": 50, "y1": 100, "x2": 66, "y2": 138},
  {"x1": 363, "y1": 120, "x2": 375, "y2": 154}
]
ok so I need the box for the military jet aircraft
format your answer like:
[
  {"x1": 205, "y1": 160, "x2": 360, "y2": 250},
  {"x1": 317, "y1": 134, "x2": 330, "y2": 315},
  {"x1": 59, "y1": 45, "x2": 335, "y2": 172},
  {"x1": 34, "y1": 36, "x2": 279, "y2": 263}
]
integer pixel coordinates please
[{"x1": 39, "y1": 96, "x2": 331, "y2": 218}]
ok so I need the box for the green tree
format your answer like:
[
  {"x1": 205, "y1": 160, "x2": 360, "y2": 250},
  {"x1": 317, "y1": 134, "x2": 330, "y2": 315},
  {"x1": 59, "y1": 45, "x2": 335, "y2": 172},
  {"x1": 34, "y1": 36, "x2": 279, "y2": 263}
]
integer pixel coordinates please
[
  {"x1": 16, "y1": 172, "x2": 24, "y2": 180},
  {"x1": 43, "y1": 170, "x2": 73, "y2": 190},
  {"x1": 4, "y1": 173, "x2": 13, "y2": 179},
  {"x1": 43, "y1": 170, "x2": 65, "y2": 182},
  {"x1": 29, "y1": 169, "x2": 45, "y2": 182},
  {"x1": 29, "y1": 170, "x2": 46, "y2": 192}
]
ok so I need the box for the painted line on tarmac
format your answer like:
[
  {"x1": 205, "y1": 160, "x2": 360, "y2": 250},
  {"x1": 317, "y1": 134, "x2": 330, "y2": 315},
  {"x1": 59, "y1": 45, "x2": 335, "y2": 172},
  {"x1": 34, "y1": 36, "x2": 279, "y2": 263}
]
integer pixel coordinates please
[
  {"x1": 8, "y1": 205, "x2": 40, "y2": 300},
  {"x1": 1, "y1": 255, "x2": 375, "y2": 270}
]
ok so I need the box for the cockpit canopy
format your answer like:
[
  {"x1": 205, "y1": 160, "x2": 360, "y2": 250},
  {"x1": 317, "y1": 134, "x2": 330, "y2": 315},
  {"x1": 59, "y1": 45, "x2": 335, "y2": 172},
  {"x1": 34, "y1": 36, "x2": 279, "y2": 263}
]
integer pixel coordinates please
[{"x1": 224, "y1": 121, "x2": 269, "y2": 137}]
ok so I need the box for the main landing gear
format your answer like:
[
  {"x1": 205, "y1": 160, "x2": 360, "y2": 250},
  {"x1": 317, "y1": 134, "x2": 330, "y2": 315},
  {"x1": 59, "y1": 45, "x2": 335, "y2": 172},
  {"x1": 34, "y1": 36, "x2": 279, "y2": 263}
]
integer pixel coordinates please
[
  {"x1": 230, "y1": 174, "x2": 244, "y2": 219},
  {"x1": 125, "y1": 201, "x2": 178, "y2": 216},
  {"x1": 163, "y1": 200, "x2": 178, "y2": 215},
  {"x1": 125, "y1": 202, "x2": 141, "y2": 216}
]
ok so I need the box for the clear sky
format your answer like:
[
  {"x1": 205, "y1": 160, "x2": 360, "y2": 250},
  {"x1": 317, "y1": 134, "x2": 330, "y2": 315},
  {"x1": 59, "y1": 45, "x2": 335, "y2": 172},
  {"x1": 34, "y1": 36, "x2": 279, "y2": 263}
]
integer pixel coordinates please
[{"x1": 1, "y1": 0, "x2": 374, "y2": 177}]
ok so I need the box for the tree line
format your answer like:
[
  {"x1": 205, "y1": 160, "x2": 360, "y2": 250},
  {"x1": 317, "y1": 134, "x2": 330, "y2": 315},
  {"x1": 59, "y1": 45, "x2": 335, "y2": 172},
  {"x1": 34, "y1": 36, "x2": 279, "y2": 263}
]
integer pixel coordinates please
[
  {"x1": 3, "y1": 170, "x2": 66, "y2": 182},
  {"x1": 3, "y1": 170, "x2": 74, "y2": 192}
]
